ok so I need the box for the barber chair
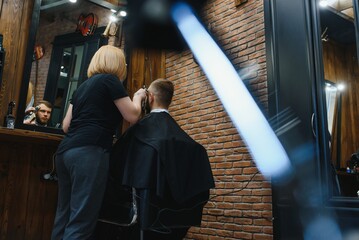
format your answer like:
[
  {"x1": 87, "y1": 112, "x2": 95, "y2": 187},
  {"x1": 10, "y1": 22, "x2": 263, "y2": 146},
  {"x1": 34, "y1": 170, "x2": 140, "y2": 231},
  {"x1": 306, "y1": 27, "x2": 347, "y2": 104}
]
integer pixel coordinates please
[
  {"x1": 97, "y1": 113, "x2": 214, "y2": 239},
  {"x1": 98, "y1": 177, "x2": 209, "y2": 240},
  {"x1": 98, "y1": 184, "x2": 138, "y2": 227}
]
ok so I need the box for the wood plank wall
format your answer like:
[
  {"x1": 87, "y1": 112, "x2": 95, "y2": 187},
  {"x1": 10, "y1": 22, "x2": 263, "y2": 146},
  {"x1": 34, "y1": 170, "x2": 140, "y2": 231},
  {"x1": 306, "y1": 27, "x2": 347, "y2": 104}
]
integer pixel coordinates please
[
  {"x1": 0, "y1": 140, "x2": 58, "y2": 240},
  {"x1": 123, "y1": 48, "x2": 165, "y2": 130},
  {"x1": 323, "y1": 41, "x2": 359, "y2": 168},
  {"x1": 126, "y1": 48, "x2": 166, "y2": 96},
  {"x1": 0, "y1": 3, "x2": 60, "y2": 239},
  {"x1": 0, "y1": 0, "x2": 35, "y2": 124}
]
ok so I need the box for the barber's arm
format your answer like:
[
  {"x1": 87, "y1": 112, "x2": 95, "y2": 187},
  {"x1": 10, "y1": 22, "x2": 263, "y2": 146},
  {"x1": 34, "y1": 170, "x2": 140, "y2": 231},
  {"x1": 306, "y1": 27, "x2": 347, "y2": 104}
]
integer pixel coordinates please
[
  {"x1": 23, "y1": 106, "x2": 38, "y2": 125},
  {"x1": 23, "y1": 117, "x2": 35, "y2": 125},
  {"x1": 62, "y1": 104, "x2": 73, "y2": 133},
  {"x1": 114, "y1": 88, "x2": 146, "y2": 124},
  {"x1": 25, "y1": 106, "x2": 36, "y2": 115}
]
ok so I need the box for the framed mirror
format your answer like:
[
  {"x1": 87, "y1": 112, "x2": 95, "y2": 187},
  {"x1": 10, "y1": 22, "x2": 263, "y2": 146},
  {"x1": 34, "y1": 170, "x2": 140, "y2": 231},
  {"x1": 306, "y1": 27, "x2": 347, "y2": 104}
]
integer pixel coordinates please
[
  {"x1": 42, "y1": 29, "x2": 107, "y2": 128},
  {"x1": 15, "y1": 0, "x2": 126, "y2": 134},
  {"x1": 318, "y1": 0, "x2": 359, "y2": 198},
  {"x1": 324, "y1": 80, "x2": 343, "y2": 168}
]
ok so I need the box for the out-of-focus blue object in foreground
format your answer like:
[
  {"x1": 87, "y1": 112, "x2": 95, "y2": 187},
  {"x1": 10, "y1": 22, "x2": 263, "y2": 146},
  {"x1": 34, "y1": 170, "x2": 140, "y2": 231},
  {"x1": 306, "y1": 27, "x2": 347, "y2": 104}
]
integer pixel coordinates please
[{"x1": 171, "y1": 2, "x2": 292, "y2": 180}]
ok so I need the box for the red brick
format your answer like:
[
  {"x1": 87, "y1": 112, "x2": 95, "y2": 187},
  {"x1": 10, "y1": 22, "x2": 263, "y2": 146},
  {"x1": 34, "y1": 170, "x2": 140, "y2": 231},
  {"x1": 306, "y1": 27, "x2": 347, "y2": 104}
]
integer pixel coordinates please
[{"x1": 165, "y1": 0, "x2": 270, "y2": 239}]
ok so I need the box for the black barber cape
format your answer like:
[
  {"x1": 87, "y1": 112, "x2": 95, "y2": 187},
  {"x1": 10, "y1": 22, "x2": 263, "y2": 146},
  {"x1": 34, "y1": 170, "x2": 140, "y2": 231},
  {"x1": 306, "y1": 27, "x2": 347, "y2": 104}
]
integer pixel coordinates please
[{"x1": 101, "y1": 112, "x2": 215, "y2": 230}]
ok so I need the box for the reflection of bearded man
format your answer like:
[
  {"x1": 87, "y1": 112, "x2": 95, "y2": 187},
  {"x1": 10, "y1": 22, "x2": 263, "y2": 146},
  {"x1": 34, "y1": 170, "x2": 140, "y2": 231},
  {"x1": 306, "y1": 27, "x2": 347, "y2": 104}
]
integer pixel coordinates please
[
  {"x1": 24, "y1": 100, "x2": 53, "y2": 127},
  {"x1": 35, "y1": 103, "x2": 52, "y2": 126}
]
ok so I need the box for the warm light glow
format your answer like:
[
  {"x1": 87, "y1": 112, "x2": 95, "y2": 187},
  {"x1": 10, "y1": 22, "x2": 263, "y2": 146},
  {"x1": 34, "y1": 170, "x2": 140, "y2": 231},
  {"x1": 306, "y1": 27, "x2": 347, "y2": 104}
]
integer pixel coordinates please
[
  {"x1": 319, "y1": 0, "x2": 328, "y2": 7},
  {"x1": 109, "y1": 10, "x2": 127, "y2": 22},
  {"x1": 337, "y1": 83, "x2": 345, "y2": 91},
  {"x1": 325, "y1": 83, "x2": 337, "y2": 92},
  {"x1": 109, "y1": 15, "x2": 118, "y2": 22},
  {"x1": 119, "y1": 10, "x2": 127, "y2": 17}
]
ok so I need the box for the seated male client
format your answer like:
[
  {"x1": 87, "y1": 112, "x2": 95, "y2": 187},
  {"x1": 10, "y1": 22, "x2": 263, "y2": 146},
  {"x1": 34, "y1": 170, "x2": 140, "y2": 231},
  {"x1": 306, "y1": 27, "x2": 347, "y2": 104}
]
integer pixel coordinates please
[{"x1": 99, "y1": 78, "x2": 215, "y2": 240}]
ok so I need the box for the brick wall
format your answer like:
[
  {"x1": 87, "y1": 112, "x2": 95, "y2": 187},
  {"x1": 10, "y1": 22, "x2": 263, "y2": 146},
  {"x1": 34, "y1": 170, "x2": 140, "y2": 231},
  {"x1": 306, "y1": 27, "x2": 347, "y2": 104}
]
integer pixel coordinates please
[{"x1": 165, "y1": 0, "x2": 273, "y2": 239}]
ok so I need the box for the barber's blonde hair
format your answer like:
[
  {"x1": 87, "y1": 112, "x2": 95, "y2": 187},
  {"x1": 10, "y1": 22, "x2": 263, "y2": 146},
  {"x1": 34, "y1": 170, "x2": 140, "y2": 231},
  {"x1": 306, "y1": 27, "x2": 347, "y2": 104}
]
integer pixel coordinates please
[{"x1": 87, "y1": 45, "x2": 127, "y2": 80}]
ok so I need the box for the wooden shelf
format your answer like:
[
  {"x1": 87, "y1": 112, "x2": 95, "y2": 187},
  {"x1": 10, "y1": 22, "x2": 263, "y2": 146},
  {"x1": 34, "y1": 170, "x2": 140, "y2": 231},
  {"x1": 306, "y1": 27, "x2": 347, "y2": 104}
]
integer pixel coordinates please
[{"x1": 0, "y1": 127, "x2": 63, "y2": 146}]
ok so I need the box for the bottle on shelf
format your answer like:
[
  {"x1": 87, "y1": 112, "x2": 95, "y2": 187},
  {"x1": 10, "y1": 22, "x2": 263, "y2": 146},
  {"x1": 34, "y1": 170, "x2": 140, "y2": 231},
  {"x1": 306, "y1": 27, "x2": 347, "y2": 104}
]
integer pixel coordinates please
[{"x1": 4, "y1": 101, "x2": 16, "y2": 129}]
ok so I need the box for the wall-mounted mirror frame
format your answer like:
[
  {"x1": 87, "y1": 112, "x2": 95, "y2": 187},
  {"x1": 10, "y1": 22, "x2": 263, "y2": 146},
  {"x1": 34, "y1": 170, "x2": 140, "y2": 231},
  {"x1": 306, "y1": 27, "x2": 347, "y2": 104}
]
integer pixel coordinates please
[
  {"x1": 15, "y1": 0, "x2": 52, "y2": 132},
  {"x1": 316, "y1": 0, "x2": 359, "y2": 199},
  {"x1": 324, "y1": 80, "x2": 342, "y2": 170},
  {"x1": 15, "y1": 0, "x2": 115, "y2": 134},
  {"x1": 42, "y1": 28, "x2": 107, "y2": 128}
]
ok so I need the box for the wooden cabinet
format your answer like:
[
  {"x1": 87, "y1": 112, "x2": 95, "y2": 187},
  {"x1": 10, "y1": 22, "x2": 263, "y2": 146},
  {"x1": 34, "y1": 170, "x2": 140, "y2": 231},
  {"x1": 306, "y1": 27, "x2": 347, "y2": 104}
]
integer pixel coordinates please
[{"x1": 0, "y1": 128, "x2": 62, "y2": 240}]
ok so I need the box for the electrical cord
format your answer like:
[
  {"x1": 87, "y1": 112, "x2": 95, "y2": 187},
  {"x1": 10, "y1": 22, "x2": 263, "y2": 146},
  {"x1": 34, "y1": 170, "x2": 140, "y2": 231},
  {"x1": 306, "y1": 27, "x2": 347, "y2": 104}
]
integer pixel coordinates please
[
  {"x1": 210, "y1": 171, "x2": 260, "y2": 200},
  {"x1": 42, "y1": 154, "x2": 58, "y2": 181},
  {"x1": 129, "y1": 170, "x2": 272, "y2": 233}
]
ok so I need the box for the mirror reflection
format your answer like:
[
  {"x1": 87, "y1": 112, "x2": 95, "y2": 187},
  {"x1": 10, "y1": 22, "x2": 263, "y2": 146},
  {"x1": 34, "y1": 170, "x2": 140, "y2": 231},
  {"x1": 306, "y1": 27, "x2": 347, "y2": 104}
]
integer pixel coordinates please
[
  {"x1": 51, "y1": 46, "x2": 84, "y2": 127},
  {"x1": 23, "y1": 100, "x2": 53, "y2": 127},
  {"x1": 324, "y1": 81, "x2": 339, "y2": 140},
  {"x1": 20, "y1": 0, "x2": 124, "y2": 131},
  {"x1": 319, "y1": 0, "x2": 359, "y2": 197}
]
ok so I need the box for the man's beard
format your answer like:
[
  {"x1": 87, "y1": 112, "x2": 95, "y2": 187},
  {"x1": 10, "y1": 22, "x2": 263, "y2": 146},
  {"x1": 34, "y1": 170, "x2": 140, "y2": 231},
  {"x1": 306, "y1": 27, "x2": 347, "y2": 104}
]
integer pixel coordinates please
[{"x1": 36, "y1": 115, "x2": 47, "y2": 126}]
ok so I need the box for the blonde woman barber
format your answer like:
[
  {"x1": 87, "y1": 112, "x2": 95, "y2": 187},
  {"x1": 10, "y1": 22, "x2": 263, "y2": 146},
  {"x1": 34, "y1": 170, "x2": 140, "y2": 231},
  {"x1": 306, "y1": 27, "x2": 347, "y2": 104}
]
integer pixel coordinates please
[{"x1": 51, "y1": 45, "x2": 146, "y2": 240}]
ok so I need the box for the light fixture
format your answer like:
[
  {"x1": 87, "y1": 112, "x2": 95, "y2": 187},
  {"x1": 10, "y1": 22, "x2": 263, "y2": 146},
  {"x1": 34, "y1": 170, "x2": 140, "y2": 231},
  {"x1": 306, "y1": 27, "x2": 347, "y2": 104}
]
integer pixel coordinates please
[
  {"x1": 325, "y1": 86, "x2": 335, "y2": 92},
  {"x1": 337, "y1": 83, "x2": 345, "y2": 91},
  {"x1": 119, "y1": 10, "x2": 127, "y2": 17},
  {"x1": 319, "y1": 0, "x2": 328, "y2": 7},
  {"x1": 109, "y1": 9, "x2": 127, "y2": 22},
  {"x1": 109, "y1": 14, "x2": 118, "y2": 22},
  {"x1": 69, "y1": 0, "x2": 77, "y2": 3}
]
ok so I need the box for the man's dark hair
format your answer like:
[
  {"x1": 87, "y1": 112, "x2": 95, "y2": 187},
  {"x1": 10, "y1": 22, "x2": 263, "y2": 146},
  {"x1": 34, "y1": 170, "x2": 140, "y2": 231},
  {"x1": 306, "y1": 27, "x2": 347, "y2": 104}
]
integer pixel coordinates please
[
  {"x1": 38, "y1": 100, "x2": 53, "y2": 109},
  {"x1": 150, "y1": 78, "x2": 174, "y2": 108}
]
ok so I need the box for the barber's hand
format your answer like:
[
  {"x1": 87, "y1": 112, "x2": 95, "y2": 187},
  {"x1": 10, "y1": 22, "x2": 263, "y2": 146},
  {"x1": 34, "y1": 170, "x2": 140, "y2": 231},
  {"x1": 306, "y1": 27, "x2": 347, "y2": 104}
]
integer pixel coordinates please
[
  {"x1": 23, "y1": 117, "x2": 36, "y2": 125},
  {"x1": 134, "y1": 88, "x2": 147, "y2": 100},
  {"x1": 25, "y1": 107, "x2": 36, "y2": 115}
]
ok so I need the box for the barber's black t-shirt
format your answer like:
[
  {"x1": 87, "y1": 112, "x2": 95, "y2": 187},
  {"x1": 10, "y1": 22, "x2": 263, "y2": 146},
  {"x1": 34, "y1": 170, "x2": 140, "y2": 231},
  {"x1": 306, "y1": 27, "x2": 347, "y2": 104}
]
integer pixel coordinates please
[{"x1": 56, "y1": 74, "x2": 128, "y2": 154}]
